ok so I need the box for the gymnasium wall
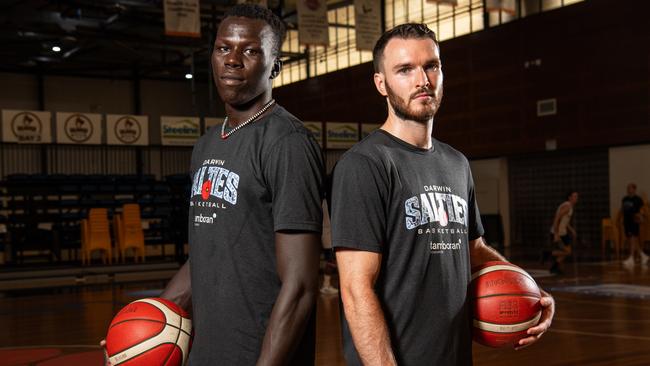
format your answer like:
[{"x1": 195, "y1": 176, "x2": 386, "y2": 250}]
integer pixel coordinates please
[
  {"x1": 0, "y1": 73, "x2": 39, "y2": 110},
  {"x1": 274, "y1": 0, "x2": 650, "y2": 158},
  {"x1": 0, "y1": 72, "x2": 220, "y2": 145},
  {"x1": 609, "y1": 145, "x2": 650, "y2": 218},
  {"x1": 0, "y1": 72, "x2": 219, "y2": 179},
  {"x1": 508, "y1": 148, "x2": 609, "y2": 259},
  {"x1": 469, "y1": 158, "x2": 510, "y2": 247}
]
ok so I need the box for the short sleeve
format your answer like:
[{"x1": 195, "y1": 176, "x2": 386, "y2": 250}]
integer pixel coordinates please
[
  {"x1": 264, "y1": 131, "x2": 323, "y2": 233},
  {"x1": 467, "y1": 167, "x2": 485, "y2": 241},
  {"x1": 330, "y1": 152, "x2": 387, "y2": 253}
]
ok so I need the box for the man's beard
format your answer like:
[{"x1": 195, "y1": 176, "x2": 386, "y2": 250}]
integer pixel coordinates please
[{"x1": 385, "y1": 81, "x2": 442, "y2": 124}]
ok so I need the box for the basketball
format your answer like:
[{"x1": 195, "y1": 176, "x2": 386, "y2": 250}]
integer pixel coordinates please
[
  {"x1": 106, "y1": 298, "x2": 192, "y2": 365},
  {"x1": 470, "y1": 261, "x2": 542, "y2": 348}
]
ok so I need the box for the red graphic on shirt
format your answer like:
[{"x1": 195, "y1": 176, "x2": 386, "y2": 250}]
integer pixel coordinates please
[
  {"x1": 438, "y1": 206, "x2": 448, "y2": 227},
  {"x1": 201, "y1": 180, "x2": 212, "y2": 200}
]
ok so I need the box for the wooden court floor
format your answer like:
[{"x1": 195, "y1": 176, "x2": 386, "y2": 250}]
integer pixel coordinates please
[{"x1": 1, "y1": 261, "x2": 650, "y2": 365}]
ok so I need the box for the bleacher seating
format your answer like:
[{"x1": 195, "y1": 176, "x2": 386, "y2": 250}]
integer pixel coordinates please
[{"x1": 0, "y1": 173, "x2": 191, "y2": 265}]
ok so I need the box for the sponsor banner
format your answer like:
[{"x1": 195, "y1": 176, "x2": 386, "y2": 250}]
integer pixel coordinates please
[
  {"x1": 303, "y1": 121, "x2": 323, "y2": 147},
  {"x1": 354, "y1": 0, "x2": 382, "y2": 51},
  {"x1": 297, "y1": 0, "x2": 329, "y2": 46},
  {"x1": 485, "y1": 0, "x2": 516, "y2": 14},
  {"x1": 106, "y1": 114, "x2": 149, "y2": 146},
  {"x1": 425, "y1": 0, "x2": 458, "y2": 5},
  {"x1": 237, "y1": 0, "x2": 268, "y2": 7},
  {"x1": 204, "y1": 117, "x2": 225, "y2": 134},
  {"x1": 161, "y1": 116, "x2": 200, "y2": 146},
  {"x1": 326, "y1": 122, "x2": 358, "y2": 149},
  {"x1": 360, "y1": 123, "x2": 381, "y2": 139},
  {"x1": 1, "y1": 110, "x2": 52, "y2": 143},
  {"x1": 56, "y1": 112, "x2": 102, "y2": 144},
  {"x1": 163, "y1": 0, "x2": 201, "y2": 38}
]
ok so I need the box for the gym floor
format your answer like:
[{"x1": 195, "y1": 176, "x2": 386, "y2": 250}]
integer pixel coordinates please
[{"x1": 1, "y1": 260, "x2": 649, "y2": 366}]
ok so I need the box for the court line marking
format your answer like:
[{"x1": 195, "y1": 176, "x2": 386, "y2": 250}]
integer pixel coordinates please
[
  {"x1": 549, "y1": 329, "x2": 650, "y2": 341},
  {"x1": 553, "y1": 296, "x2": 650, "y2": 310},
  {"x1": 553, "y1": 317, "x2": 650, "y2": 323},
  {"x1": 0, "y1": 345, "x2": 100, "y2": 350}
]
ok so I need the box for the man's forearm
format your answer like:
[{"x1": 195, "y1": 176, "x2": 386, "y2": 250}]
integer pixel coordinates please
[
  {"x1": 469, "y1": 237, "x2": 507, "y2": 268},
  {"x1": 256, "y1": 282, "x2": 317, "y2": 366},
  {"x1": 342, "y1": 286, "x2": 396, "y2": 366},
  {"x1": 160, "y1": 261, "x2": 192, "y2": 312}
]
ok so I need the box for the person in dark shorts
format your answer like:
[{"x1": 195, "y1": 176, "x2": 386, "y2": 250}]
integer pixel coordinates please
[{"x1": 622, "y1": 183, "x2": 647, "y2": 267}]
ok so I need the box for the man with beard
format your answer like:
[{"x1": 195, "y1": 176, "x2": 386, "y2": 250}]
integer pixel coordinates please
[
  {"x1": 330, "y1": 23, "x2": 555, "y2": 366},
  {"x1": 104, "y1": 4, "x2": 323, "y2": 366}
]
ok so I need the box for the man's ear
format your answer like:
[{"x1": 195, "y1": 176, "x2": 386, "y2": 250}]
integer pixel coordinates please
[
  {"x1": 270, "y1": 59, "x2": 282, "y2": 79},
  {"x1": 374, "y1": 72, "x2": 387, "y2": 97}
]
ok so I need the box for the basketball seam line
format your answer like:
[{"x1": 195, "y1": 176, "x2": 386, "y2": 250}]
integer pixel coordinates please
[
  {"x1": 150, "y1": 298, "x2": 189, "y2": 319},
  {"x1": 474, "y1": 318, "x2": 540, "y2": 326},
  {"x1": 471, "y1": 266, "x2": 535, "y2": 282},
  {"x1": 141, "y1": 299, "x2": 193, "y2": 339},
  {"x1": 473, "y1": 312, "x2": 542, "y2": 333},
  {"x1": 476, "y1": 268, "x2": 534, "y2": 281},
  {"x1": 109, "y1": 318, "x2": 191, "y2": 336},
  {"x1": 474, "y1": 314, "x2": 541, "y2": 326},
  {"x1": 109, "y1": 318, "x2": 167, "y2": 355},
  {"x1": 162, "y1": 311, "x2": 185, "y2": 366},
  {"x1": 112, "y1": 342, "x2": 177, "y2": 365}
]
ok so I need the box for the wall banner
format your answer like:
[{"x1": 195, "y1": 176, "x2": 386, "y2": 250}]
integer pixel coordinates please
[
  {"x1": 326, "y1": 122, "x2": 359, "y2": 149},
  {"x1": 1, "y1": 109, "x2": 52, "y2": 143},
  {"x1": 161, "y1": 116, "x2": 200, "y2": 146},
  {"x1": 303, "y1": 121, "x2": 323, "y2": 147},
  {"x1": 56, "y1": 112, "x2": 102, "y2": 145},
  {"x1": 297, "y1": 0, "x2": 330, "y2": 46},
  {"x1": 107, "y1": 114, "x2": 149, "y2": 146},
  {"x1": 354, "y1": 0, "x2": 382, "y2": 51},
  {"x1": 163, "y1": 0, "x2": 201, "y2": 37}
]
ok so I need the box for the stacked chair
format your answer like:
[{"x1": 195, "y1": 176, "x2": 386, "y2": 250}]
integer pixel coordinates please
[
  {"x1": 80, "y1": 208, "x2": 113, "y2": 265},
  {"x1": 114, "y1": 204, "x2": 146, "y2": 263}
]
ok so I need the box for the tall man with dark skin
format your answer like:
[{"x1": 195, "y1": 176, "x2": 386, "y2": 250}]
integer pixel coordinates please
[
  {"x1": 331, "y1": 24, "x2": 555, "y2": 366},
  {"x1": 106, "y1": 4, "x2": 323, "y2": 366}
]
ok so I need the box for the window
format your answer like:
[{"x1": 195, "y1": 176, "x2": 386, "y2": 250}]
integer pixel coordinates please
[{"x1": 274, "y1": 0, "x2": 583, "y2": 87}]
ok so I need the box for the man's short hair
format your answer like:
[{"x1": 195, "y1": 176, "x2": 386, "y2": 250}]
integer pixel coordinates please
[
  {"x1": 372, "y1": 23, "x2": 439, "y2": 72},
  {"x1": 223, "y1": 4, "x2": 287, "y2": 57},
  {"x1": 566, "y1": 191, "x2": 578, "y2": 200}
]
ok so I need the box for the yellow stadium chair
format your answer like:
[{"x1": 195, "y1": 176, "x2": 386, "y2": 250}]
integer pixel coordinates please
[
  {"x1": 114, "y1": 203, "x2": 145, "y2": 263},
  {"x1": 81, "y1": 208, "x2": 113, "y2": 265}
]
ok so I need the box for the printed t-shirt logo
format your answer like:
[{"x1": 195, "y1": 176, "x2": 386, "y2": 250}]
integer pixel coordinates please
[
  {"x1": 404, "y1": 185, "x2": 469, "y2": 254},
  {"x1": 191, "y1": 160, "x2": 240, "y2": 226},
  {"x1": 405, "y1": 190, "x2": 468, "y2": 230},
  {"x1": 191, "y1": 163, "x2": 240, "y2": 205}
]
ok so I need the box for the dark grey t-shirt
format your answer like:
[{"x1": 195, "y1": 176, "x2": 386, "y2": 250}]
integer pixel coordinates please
[
  {"x1": 331, "y1": 129, "x2": 484, "y2": 366},
  {"x1": 187, "y1": 105, "x2": 323, "y2": 365}
]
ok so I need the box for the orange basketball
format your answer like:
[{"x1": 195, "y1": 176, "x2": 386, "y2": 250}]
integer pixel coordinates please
[
  {"x1": 470, "y1": 261, "x2": 541, "y2": 348},
  {"x1": 106, "y1": 298, "x2": 192, "y2": 365}
]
